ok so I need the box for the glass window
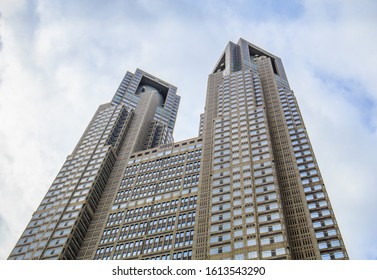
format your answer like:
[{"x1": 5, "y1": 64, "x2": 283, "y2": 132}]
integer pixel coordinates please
[
  {"x1": 234, "y1": 254, "x2": 244, "y2": 260},
  {"x1": 248, "y1": 251, "x2": 257, "y2": 259},
  {"x1": 234, "y1": 241, "x2": 244, "y2": 249}
]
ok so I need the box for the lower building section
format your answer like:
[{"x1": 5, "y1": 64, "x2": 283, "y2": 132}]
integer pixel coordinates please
[{"x1": 83, "y1": 137, "x2": 202, "y2": 260}]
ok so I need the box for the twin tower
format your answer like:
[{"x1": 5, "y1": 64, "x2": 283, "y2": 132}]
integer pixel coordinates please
[{"x1": 9, "y1": 39, "x2": 348, "y2": 260}]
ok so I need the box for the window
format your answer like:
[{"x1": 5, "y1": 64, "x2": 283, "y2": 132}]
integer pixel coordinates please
[
  {"x1": 234, "y1": 254, "x2": 244, "y2": 260},
  {"x1": 248, "y1": 251, "x2": 257, "y2": 259},
  {"x1": 235, "y1": 241, "x2": 244, "y2": 249}
]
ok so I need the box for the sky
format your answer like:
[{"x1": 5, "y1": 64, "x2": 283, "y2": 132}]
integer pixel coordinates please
[{"x1": 0, "y1": 0, "x2": 376, "y2": 260}]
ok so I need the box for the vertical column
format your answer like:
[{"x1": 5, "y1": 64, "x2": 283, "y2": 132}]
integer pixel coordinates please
[
  {"x1": 193, "y1": 72, "x2": 222, "y2": 259},
  {"x1": 256, "y1": 56, "x2": 320, "y2": 259},
  {"x1": 77, "y1": 87, "x2": 163, "y2": 259}
]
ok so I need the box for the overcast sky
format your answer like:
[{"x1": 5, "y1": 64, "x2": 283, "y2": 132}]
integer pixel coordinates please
[{"x1": 0, "y1": 0, "x2": 376, "y2": 260}]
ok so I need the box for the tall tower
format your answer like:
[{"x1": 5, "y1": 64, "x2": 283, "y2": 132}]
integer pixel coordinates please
[
  {"x1": 8, "y1": 69, "x2": 181, "y2": 260},
  {"x1": 194, "y1": 38, "x2": 348, "y2": 260},
  {"x1": 9, "y1": 39, "x2": 348, "y2": 260}
]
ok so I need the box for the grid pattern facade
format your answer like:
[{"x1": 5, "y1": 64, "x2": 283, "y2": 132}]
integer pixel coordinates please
[
  {"x1": 8, "y1": 104, "x2": 132, "y2": 259},
  {"x1": 9, "y1": 69, "x2": 180, "y2": 260},
  {"x1": 195, "y1": 38, "x2": 347, "y2": 260},
  {"x1": 9, "y1": 38, "x2": 347, "y2": 260},
  {"x1": 91, "y1": 138, "x2": 202, "y2": 260}
]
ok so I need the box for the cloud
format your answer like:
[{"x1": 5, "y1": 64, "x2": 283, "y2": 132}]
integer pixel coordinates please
[{"x1": 0, "y1": 0, "x2": 376, "y2": 259}]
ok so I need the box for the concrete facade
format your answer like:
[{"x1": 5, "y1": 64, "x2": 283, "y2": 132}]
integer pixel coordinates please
[{"x1": 9, "y1": 39, "x2": 347, "y2": 260}]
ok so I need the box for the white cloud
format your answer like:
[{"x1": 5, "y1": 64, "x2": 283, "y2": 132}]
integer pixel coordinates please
[{"x1": 0, "y1": 0, "x2": 376, "y2": 259}]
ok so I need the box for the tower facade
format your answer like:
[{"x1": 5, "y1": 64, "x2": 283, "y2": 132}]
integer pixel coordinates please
[{"x1": 9, "y1": 39, "x2": 348, "y2": 260}]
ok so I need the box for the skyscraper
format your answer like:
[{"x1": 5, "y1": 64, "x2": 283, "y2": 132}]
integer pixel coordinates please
[{"x1": 9, "y1": 38, "x2": 348, "y2": 260}]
